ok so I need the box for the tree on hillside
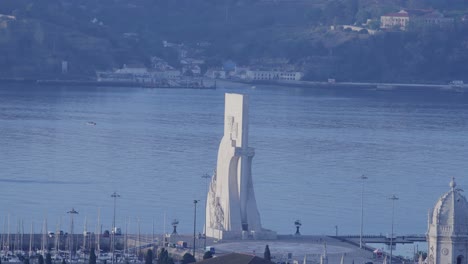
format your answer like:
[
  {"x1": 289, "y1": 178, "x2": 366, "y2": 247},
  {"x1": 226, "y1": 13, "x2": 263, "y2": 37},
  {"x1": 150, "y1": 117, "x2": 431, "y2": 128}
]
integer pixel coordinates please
[
  {"x1": 264, "y1": 245, "x2": 271, "y2": 261},
  {"x1": 181, "y1": 253, "x2": 196, "y2": 264},
  {"x1": 89, "y1": 248, "x2": 97, "y2": 264},
  {"x1": 38, "y1": 255, "x2": 44, "y2": 264},
  {"x1": 45, "y1": 253, "x2": 52, "y2": 264},
  {"x1": 203, "y1": 251, "x2": 213, "y2": 259},
  {"x1": 166, "y1": 258, "x2": 175, "y2": 264},
  {"x1": 145, "y1": 249, "x2": 154, "y2": 264},
  {"x1": 157, "y1": 248, "x2": 168, "y2": 264}
]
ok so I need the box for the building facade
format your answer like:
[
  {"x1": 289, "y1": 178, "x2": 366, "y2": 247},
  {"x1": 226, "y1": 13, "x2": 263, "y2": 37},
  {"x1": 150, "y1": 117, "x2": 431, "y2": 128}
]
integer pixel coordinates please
[
  {"x1": 245, "y1": 70, "x2": 303, "y2": 81},
  {"x1": 427, "y1": 178, "x2": 468, "y2": 264},
  {"x1": 381, "y1": 9, "x2": 453, "y2": 30}
]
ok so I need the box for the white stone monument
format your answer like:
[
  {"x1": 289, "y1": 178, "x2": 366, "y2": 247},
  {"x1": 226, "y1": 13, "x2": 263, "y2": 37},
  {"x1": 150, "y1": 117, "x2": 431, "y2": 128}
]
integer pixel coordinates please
[
  {"x1": 205, "y1": 93, "x2": 276, "y2": 240},
  {"x1": 426, "y1": 178, "x2": 468, "y2": 264}
]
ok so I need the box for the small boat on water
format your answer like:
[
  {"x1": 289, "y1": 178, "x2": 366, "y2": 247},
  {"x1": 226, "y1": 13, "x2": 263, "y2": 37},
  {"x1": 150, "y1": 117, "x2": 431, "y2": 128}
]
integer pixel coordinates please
[{"x1": 86, "y1": 121, "x2": 97, "y2": 126}]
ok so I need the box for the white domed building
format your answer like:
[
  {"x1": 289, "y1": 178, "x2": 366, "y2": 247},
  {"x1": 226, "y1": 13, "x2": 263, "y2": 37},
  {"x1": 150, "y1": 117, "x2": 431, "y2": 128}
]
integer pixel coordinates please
[{"x1": 427, "y1": 178, "x2": 468, "y2": 264}]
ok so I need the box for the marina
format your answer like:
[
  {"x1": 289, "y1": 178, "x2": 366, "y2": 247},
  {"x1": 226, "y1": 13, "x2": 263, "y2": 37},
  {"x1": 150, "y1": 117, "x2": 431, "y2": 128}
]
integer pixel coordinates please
[{"x1": 0, "y1": 232, "x2": 422, "y2": 263}]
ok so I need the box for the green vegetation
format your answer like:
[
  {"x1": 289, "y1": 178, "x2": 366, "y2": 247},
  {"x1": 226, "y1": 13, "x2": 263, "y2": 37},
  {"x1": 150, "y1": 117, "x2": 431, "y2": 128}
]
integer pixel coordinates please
[
  {"x1": 0, "y1": 0, "x2": 467, "y2": 82},
  {"x1": 157, "y1": 248, "x2": 174, "y2": 264},
  {"x1": 89, "y1": 248, "x2": 97, "y2": 264},
  {"x1": 203, "y1": 251, "x2": 213, "y2": 260},
  {"x1": 45, "y1": 253, "x2": 52, "y2": 264},
  {"x1": 181, "y1": 253, "x2": 196, "y2": 264},
  {"x1": 264, "y1": 245, "x2": 271, "y2": 261},
  {"x1": 145, "y1": 249, "x2": 154, "y2": 264}
]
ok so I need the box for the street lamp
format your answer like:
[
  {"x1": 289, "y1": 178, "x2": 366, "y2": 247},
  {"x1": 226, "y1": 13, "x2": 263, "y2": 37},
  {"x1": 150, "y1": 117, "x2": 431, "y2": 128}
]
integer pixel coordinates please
[
  {"x1": 201, "y1": 173, "x2": 210, "y2": 249},
  {"x1": 294, "y1": 220, "x2": 302, "y2": 236},
  {"x1": 171, "y1": 219, "x2": 179, "y2": 235},
  {"x1": 111, "y1": 192, "x2": 120, "y2": 264},
  {"x1": 67, "y1": 208, "x2": 79, "y2": 264},
  {"x1": 359, "y1": 175, "x2": 368, "y2": 249},
  {"x1": 389, "y1": 194, "x2": 399, "y2": 264},
  {"x1": 193, "y1": 200, "x2": 200, "y2": 258}
]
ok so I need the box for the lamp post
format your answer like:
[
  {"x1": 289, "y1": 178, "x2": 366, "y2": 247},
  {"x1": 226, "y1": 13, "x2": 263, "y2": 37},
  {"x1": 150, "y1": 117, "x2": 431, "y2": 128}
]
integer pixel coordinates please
[
  {"x1": 389, "y1": 194, "x2": 399, "y2": 264},
  {"x1": 359, "y1": 175, "x2": 368, "y2": 249},
  {"x1": 201, "y1": 173, "x2": 210, "y2": 250},
  {"x1": 171, "y1": 219, "x2": 179, "y2": 235},
  {"x1": 67, "y1": 208, "x2": 79, "y2": 264},
  {"x1": 193, "y1": 200, "x2": 200, "y2": 258},
  {"x1": 294, "y1": 220, "x2": 302, "y2": 236},
  {"x1": 111, "y1": 192, "x2": 120, "y2": 264}
]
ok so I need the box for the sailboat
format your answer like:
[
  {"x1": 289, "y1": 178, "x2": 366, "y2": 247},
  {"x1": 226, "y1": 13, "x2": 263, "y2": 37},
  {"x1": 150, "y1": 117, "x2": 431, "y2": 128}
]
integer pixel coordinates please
[{"x1": 53, "y1": 218, "x2": 62, "y2": 261}]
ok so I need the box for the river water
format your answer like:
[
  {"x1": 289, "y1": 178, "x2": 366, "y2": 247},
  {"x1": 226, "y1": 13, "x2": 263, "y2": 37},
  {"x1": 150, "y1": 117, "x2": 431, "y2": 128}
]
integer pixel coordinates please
[{"x1": 1, "y1": 83, "x2": 468, "y2": 238}]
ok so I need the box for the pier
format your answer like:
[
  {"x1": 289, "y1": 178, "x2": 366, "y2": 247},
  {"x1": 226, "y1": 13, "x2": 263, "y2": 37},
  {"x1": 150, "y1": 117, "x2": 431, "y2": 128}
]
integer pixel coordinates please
[{"x1": 334, "y1": 234, "x2": 426, "y2": 244}]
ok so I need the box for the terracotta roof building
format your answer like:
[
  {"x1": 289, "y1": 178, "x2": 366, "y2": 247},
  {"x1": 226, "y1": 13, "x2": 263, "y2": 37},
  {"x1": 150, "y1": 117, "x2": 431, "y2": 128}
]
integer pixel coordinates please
[{"x1": 380, "y1": 9, "x2": 453, "y2": 30}]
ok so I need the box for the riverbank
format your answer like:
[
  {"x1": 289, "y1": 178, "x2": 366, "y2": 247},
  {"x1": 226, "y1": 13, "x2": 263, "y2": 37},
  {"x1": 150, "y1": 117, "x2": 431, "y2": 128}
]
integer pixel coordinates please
[
  {"x1": 218, "y1": 78, "x2": 467, "y2": 92},
  {"x1": 0, "y1": 78, "x2": 216, "y2": 90}
]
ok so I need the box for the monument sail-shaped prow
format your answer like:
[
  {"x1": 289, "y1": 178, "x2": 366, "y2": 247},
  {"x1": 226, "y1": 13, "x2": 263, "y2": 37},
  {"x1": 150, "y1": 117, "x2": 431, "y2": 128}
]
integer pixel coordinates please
[{"x1": 205, "y1": 93, "x2": 276, "y2": 240}]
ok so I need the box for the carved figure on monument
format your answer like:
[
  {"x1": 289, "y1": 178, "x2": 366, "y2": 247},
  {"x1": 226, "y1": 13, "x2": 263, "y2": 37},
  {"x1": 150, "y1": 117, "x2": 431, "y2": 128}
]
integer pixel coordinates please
[{"x1": 204, "y1": 93, "x2": 276, "y2": 240}]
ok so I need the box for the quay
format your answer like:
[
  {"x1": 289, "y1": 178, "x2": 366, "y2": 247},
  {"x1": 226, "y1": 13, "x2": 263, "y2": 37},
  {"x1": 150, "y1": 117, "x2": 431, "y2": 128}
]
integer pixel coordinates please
[{"x1": 226, "y1": 79, "x2": 468, "y2": 92}]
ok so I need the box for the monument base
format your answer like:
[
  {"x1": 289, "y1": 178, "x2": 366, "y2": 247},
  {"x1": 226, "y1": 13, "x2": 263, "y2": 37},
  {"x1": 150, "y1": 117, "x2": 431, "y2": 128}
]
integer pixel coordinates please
[{"x1": 206, "y1": 227, "x2": 277, "y2": 240}]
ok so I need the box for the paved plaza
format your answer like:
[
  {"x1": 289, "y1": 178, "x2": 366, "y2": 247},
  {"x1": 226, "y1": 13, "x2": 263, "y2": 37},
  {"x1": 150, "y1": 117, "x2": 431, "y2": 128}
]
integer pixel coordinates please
[{"x1": 210, "y1": 236, "x2": 385, "y2": 264}]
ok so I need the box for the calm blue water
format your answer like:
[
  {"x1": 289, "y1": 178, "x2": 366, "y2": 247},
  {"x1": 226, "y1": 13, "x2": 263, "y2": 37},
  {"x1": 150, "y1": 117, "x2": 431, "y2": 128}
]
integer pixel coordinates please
[{"x1": 1, "y1": 84, "x2": 468, "y2": 238}]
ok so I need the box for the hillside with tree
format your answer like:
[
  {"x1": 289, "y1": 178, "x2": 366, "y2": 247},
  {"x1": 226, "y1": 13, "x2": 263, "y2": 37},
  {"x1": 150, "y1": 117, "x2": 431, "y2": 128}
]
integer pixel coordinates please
[{"x1": 0, "y1": 0, "x2": 468, "y2": 82}]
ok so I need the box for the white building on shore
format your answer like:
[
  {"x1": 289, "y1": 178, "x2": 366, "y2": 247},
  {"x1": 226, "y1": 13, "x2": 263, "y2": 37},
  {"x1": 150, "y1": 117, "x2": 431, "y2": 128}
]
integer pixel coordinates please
[{"x1": 245, "y1": 70, "x2": 303, "y2": 81}]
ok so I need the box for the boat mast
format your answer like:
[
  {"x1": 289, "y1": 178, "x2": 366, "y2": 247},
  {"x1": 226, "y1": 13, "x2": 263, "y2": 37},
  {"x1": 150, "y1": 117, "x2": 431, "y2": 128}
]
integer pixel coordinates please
[
  {"x1": 96, "y1": 208, "x2": 100, "y2": 253},
  {"x1": 7, "y1": 213, "x2": 10, "y2": 253},
  {"x1": 21, "y1": 219, "x2": 24, "y2": 253},
  {"x1": 83, "y1": 215, "x2": 87, "y2": 253},
  {"x1": 137, "y1": 218, "x2": 141, "y2": 258},
  {"x1": 13, "y1": 218, "x2": 17, "y2": 254},
  {"x1": 1, "y1": 216, "x2": 5, "y2": 256},
  {"x1": 16, "y1": 219, "x2": 20, "y2": 253},
  {"x1": 55, "y1": 220, "x2": 59, "y2": 254},
  {"x1": 163, "y1": 211, "x2": 166, "y2": 247},
  {"x1": 124, "y1": 217, "x2": 128, "y2": 258},
  {"x1": 41, "y1": 218, "x2": 47, "y2": 254},
  {"x1": 29, "y1": 220, "x2": 33, "y2": 257}
]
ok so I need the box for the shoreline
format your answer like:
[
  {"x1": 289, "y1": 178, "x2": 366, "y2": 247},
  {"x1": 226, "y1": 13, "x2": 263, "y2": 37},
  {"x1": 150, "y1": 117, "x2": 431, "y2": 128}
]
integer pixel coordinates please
[
  {"x1": 217, "y1": 78, "x2": 467, "y2": 92},
  {"x1": 0, "y1": 78, "x2": 216, "y2": 90},
  {"x1": 1, "y1": 77, "x2": 466, "y2": 94}
]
